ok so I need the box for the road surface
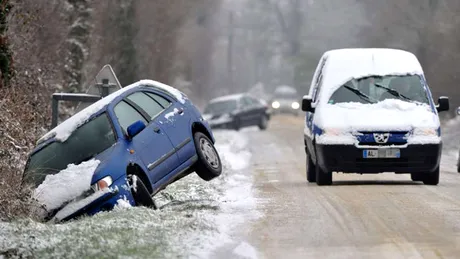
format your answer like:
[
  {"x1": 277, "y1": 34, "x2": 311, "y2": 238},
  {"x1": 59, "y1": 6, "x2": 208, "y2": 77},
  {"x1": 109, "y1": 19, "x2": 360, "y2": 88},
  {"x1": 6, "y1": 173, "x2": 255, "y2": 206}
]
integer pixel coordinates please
[{"x1": 215, "y1": 114, "x2": 460, "y2": 259}]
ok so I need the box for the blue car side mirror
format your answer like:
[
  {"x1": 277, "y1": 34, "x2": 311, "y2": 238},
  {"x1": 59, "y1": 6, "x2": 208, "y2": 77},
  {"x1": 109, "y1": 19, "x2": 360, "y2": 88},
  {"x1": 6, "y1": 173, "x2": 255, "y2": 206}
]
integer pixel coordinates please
[{"x1": 127, "y1": 120, "x2": 146, "y2": 139}]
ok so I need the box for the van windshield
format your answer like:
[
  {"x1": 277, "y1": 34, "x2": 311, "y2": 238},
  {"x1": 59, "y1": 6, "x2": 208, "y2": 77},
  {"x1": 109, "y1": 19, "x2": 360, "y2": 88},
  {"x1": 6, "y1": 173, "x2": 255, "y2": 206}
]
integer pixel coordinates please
[{"x1": 329, "y1": 75, "x2": 430, "y2": 105}]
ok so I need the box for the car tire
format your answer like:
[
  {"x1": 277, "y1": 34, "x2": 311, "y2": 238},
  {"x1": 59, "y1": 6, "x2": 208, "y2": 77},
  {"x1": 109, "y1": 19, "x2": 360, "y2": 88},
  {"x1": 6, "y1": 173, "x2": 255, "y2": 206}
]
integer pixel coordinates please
[
  {"x1": 233, "y1": 118, "x2": 241, "y2": 131},
  {"x1": 128, "y1": 174, "x2": 157, "y2": 209},
  {"x1": 194, "y1": 132, "x2": 222, "y2": 181},
  {"x1": 306, "y1": 155, "x2": 316, "y2": 183},
  {"x1": 423, "y1": 166, "x2": 440, "y2": 185},
  {"x1": 410, "y1": 173, "x2": 424, "y2": 182},
  {"x1": 258, "y1": 115, "x2": 268, "y2": 130},
  {"x1": 315, "y1": 158, "x2": 332, "y2": 186}
]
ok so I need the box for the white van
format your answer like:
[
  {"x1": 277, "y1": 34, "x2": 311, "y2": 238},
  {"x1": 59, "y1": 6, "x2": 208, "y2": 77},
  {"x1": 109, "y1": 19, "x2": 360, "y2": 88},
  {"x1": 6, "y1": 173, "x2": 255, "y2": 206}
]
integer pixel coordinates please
[{"x1": 302, "y1": 48, "x2": 450, "y2": 186}]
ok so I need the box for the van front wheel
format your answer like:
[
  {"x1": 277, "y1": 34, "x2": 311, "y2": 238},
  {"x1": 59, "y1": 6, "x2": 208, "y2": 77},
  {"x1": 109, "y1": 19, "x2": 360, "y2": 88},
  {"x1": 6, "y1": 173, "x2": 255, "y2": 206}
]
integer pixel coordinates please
[{"x1": 423, "y1": 167, "x2": 440, "y2": 185}]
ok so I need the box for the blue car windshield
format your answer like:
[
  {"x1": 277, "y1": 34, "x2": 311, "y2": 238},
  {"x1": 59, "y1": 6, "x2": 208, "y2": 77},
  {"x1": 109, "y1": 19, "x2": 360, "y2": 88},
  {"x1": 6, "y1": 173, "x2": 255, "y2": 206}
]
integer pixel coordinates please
[
  {"x1": 23, "y1": 113, "x2": 116, "y2": 186},
  {"x1": 329, "y1": 75, "x2": 430, "y2": 105}
]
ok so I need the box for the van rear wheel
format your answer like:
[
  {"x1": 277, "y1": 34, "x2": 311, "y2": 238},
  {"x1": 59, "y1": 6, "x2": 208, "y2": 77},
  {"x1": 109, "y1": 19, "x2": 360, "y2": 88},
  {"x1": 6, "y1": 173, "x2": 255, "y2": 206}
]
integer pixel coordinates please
[{"x1": 410, "y1": 173, "x2": 424, "y2": 182}]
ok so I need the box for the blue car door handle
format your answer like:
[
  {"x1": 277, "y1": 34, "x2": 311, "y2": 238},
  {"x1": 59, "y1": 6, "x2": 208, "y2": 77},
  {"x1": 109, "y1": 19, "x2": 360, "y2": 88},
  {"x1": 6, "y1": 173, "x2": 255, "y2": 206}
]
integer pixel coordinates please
[
  {"x1": 153, "y1": 127, "x2": 161, "y2": 133},
  {"x1": 175, "y1": 108, "x2": 184, "y2": 115}
]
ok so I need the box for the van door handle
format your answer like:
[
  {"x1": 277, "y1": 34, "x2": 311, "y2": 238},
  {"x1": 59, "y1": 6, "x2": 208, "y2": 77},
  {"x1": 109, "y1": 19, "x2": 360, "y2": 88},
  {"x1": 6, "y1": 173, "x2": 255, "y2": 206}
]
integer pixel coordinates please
[{"x1": 153, "y1": 127, "x2": 161, "y2": 133}]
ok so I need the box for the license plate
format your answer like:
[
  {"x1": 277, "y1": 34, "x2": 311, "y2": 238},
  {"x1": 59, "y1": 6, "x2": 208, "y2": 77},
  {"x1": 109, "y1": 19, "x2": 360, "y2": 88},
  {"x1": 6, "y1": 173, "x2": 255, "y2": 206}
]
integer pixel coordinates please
[{"x1": 363, "y1": 149, "x2": 400, "y2": 159}]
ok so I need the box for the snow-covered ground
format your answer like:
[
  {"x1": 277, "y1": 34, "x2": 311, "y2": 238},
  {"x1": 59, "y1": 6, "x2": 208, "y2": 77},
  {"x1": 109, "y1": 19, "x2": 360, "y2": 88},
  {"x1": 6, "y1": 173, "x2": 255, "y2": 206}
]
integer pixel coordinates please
[{"x1": 0, "y1": 130, "x2": 259, "y2": 258}]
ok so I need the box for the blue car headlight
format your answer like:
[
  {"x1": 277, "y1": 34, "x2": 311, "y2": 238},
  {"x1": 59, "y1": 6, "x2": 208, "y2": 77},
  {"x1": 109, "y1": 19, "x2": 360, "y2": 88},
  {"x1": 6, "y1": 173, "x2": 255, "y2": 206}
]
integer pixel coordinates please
[{"x1": 91, "y1": 176, "x2": 113, "y2": 192}]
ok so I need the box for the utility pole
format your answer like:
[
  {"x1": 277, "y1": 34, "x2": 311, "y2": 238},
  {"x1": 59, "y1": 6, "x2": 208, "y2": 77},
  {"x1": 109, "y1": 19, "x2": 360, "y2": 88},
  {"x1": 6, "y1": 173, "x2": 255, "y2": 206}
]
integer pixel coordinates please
[{"x1": 227, "y1": 10, "x2": 234, "y2": 92}]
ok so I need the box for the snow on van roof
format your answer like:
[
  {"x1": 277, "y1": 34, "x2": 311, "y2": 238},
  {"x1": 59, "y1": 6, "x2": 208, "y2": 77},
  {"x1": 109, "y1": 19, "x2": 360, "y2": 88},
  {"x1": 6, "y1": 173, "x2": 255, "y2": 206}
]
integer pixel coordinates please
[
  {"x1": 38, "y1": 80, "x2": 186, "y2": 143},
  {"x1": 315, "y1": 48, "x2": 424, "y2": 105},
  {"x1": 210, "y1": 93, "x2": 245, "y2": 103}
]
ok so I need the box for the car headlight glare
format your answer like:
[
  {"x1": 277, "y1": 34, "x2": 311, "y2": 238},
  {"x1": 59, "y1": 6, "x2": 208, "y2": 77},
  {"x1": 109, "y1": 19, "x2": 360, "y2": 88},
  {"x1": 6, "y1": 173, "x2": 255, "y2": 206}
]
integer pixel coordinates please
[
  {"x1": 291, "y1": 102, "x2": 300, "y2": 110},
  {"x1": 272, "y1": 101, "x2": 280, "y2": 109},
  {"x1": 92, "y1": 176, "x2": 113, "y2": 191}
]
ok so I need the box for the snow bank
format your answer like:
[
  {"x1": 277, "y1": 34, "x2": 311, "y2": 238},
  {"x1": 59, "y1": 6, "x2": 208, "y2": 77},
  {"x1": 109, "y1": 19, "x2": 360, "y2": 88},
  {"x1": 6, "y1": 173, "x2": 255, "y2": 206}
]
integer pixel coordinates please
[
  {"x1": 34, "y1": 159, "x2": 100, "y2": 212},
  {"x1": 315, "y1": 100, "x2": 440, "y2": 145},
  {"x1": 39, "y1": 80, "x2": 186, "y2": 143},
  {"x1": 314, "y1": 48, "x2": 424, "y2": 105}
]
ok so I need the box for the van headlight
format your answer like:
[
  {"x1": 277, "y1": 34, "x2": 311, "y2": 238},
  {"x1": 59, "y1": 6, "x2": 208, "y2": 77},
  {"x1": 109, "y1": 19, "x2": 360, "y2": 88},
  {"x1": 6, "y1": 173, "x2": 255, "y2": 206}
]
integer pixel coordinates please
[
  {"x1": 272, "y1": 101, "x2": 280, "y2": 109},
  {"x1": 291, "y1": 102, "x2": 300, "y2": 110},
  {"x1": 417, "y1": 128, "x2": 438, "y2": 136},
  {"x1": 324, "y1": 128, "x2": 342, "y2": 136}
]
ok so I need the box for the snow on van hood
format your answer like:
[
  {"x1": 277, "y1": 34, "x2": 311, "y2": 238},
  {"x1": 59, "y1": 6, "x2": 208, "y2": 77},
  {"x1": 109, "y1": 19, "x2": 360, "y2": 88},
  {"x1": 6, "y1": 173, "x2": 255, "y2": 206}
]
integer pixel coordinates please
[{"x1": 314, "y1": 100, "x2": 440, "y2": 145}]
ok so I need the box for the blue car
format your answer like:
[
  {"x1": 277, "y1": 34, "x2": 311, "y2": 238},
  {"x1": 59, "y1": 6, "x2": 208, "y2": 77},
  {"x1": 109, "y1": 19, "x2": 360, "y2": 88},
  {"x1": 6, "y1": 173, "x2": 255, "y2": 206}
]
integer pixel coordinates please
[
  {"x1": 23, "y1": 80, "x2": 222, "y2": 221},
  {"x1": 302, "y1": 49, "x2": 449, "y2": 186}
]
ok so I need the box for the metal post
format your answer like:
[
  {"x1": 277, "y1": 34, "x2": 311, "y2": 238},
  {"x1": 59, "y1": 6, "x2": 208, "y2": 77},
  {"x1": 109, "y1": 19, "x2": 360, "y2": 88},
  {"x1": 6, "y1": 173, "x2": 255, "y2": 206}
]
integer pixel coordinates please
[
  {"x1": 51, "y1": 98, "x2": 59, "y2": 128},
  {"x1": 101, "y1": 78, "x2": 110, "y2": 97}
]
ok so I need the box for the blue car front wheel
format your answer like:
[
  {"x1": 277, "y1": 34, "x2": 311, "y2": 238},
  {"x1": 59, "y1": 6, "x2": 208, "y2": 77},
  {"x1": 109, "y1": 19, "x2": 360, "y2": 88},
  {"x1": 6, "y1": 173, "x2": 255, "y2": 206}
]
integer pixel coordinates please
[
  {"x1": 128, "y1": 175, "x2": 157, "y2": 209},
  {"x1": 194, "y1": 132, "x2": 222, "y2": 181}
]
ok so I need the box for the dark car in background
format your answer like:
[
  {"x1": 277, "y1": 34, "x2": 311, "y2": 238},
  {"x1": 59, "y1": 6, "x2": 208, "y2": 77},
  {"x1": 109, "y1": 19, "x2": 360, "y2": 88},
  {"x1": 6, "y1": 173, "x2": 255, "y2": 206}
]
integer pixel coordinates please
[
  {"x1": 270, "y1": 85, "x2": 301, "y2": 115},
  {"x1": 202, "y1": 94, "x2": 270, "y2": 131}
]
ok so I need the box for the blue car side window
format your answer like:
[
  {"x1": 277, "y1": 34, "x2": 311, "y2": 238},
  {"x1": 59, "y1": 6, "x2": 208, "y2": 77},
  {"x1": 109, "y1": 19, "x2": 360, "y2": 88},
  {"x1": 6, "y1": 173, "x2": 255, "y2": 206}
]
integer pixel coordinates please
[
  {"x1": 145, "y1": 92, "x2": 172, "y2": 108},
  {"x1": 114, "y1": 101, "x2": 148, "y2": 133},
  {"x1": 127, "y1": 92, "x2": 165, "y2": 120}
]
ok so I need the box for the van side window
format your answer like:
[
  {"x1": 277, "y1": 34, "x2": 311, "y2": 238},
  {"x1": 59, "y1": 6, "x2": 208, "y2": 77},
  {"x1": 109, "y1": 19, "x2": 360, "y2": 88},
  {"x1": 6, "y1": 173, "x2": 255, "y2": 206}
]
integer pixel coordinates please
[{"x1": 312, "y1": 58, "x2": 327, "y2": 103}]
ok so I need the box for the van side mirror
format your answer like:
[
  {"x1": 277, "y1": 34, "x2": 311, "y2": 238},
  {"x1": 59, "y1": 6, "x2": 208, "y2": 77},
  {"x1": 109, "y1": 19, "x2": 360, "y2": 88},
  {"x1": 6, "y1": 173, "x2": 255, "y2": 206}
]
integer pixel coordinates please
[
  {"x1": 436, "y1": 96, "x2": 449, "y2": 112},
  {"x1": 302, "y1": 96, "x2": 315, "y2": 112},
  {"x1": 127, "y1": 120, "x2": 146, "y2": 139}
]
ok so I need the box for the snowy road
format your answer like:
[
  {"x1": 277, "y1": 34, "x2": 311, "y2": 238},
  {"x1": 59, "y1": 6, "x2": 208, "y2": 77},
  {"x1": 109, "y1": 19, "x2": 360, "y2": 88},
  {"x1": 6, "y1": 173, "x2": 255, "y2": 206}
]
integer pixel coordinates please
[
  {"x1": 1, "y1": 115, "x2": 460, "y2": 258},
  {"x1": 215, "y1": 114, "x2": 460, "y2": 259}
]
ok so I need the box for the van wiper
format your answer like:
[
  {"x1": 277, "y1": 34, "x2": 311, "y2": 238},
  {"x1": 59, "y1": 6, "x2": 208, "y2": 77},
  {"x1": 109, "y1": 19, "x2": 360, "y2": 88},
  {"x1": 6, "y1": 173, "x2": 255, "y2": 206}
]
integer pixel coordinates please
[
  {"x1": 343, "y1": 85, "x2": 376, "y2": 104},
  {"x1": 374, "y1": 83, "x2": 414, "y2": 103}
]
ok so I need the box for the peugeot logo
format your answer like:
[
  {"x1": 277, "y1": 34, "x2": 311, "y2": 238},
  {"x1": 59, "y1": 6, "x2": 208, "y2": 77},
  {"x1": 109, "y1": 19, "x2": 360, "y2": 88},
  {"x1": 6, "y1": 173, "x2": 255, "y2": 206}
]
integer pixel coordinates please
[{"x1": 373, "y1": 133, "x2": 390, "y2": 144}]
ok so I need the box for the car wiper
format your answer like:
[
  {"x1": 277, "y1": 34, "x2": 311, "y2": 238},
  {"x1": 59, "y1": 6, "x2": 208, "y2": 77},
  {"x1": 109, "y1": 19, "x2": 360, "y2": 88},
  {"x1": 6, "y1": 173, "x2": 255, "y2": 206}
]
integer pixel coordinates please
[
  {"x1": 343, "y1": 85, "x2": 376, "y2": 104},
  {"x1": 374, "y1": 83, "x2": 415, "y2": 103}
]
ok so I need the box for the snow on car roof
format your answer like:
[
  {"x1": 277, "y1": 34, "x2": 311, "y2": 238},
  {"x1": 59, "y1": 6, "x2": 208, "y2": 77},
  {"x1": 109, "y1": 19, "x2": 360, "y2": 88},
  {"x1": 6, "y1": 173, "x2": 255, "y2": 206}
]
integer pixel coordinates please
[
  {"x1": 315, "y1": 48, "x2": 424, "y2": 105},
  {"x1": 209, "y1": 93, "x2": 245, "y2": 103},
  {"x1": 38, "y1": 80, "x2": 186, "y2": 143}
]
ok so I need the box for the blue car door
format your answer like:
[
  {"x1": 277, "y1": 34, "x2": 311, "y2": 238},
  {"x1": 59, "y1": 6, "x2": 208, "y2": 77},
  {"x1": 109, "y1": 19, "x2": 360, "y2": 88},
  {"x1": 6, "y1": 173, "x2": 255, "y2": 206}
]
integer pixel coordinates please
[
  {"x1": 115, "y1": 94, "x2": 179, "y2": 184},
  {"x1": 145, "y1": 91, "x2": 195, "y2": 165}
]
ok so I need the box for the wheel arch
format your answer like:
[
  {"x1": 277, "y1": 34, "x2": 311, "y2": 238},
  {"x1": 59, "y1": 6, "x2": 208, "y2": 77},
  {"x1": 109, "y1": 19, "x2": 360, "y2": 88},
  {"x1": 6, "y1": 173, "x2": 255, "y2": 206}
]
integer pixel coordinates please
[
  {"x1": 126, "y1": 163, "x2": 153, "y2": 194},
  {"x1": 191, "y1": 122, "x2": 214, "y2": 143}
]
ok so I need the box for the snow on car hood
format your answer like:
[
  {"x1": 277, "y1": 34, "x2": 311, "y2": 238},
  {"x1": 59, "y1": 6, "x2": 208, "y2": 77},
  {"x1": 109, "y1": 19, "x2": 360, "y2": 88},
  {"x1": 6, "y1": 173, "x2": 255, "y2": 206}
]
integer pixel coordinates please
[
  {"x1": 314, "y1": 100, "x2": 440, "y2": 145},
  {"x1": 34, "y1": 159, "x2": 101, "y2": 212}
]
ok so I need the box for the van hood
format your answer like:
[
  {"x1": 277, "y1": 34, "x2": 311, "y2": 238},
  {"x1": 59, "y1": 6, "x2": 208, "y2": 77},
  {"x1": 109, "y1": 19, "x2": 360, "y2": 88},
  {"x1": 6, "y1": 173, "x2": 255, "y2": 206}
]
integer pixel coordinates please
[{"x1": 315, "y1": 99, "x2": 439, "y2": 132}]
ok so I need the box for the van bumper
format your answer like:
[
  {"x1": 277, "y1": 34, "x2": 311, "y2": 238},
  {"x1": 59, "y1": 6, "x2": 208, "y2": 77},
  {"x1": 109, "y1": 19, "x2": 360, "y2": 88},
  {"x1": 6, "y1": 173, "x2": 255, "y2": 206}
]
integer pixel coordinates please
[{"x1": 315, "y1": 143, "x2": 442, "y2": 173}]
